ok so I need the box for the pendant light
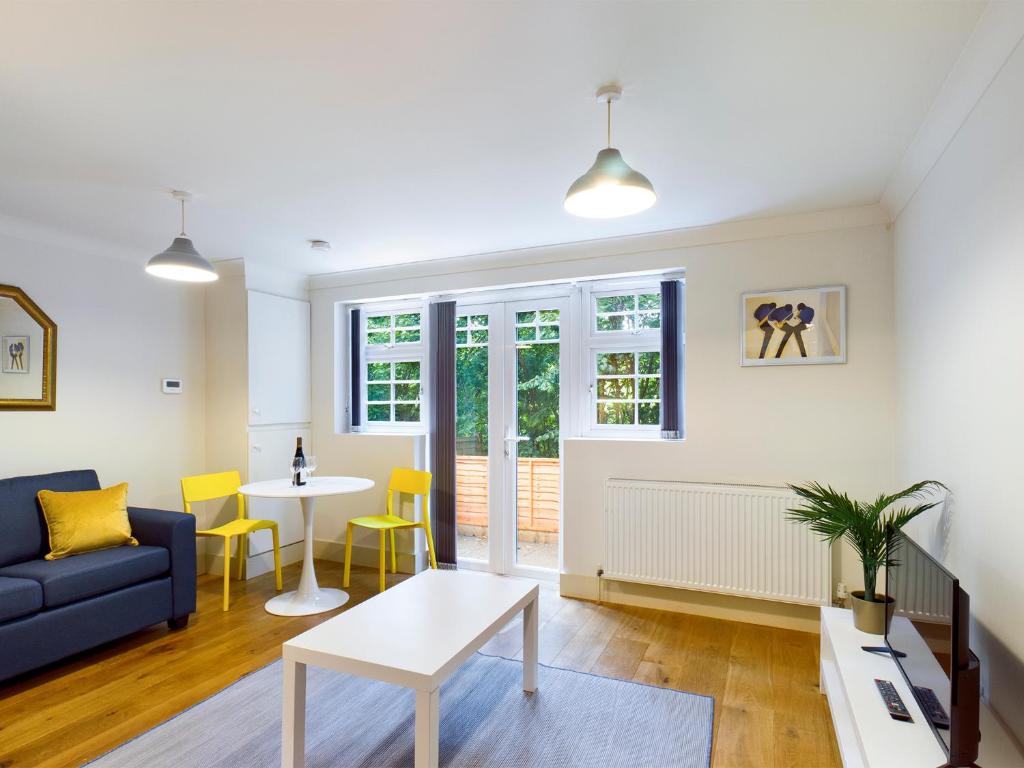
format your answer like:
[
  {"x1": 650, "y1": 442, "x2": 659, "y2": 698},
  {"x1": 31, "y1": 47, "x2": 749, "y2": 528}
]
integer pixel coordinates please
[
  {"x1": 145, "y1": 190, "x2": 218, "y2": 282},
  {"x1": 564, "y1": 84, "x2": 656, "y2": 219}
]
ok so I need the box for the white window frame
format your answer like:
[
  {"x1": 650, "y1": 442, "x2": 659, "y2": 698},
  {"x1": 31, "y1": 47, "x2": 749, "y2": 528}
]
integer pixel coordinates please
[
  {"x1": 581, "y1": 279, "x2": 664, "y2": 437},
  {"x1": 357, "y1": 301, "x2": 428, "y2": 433}
]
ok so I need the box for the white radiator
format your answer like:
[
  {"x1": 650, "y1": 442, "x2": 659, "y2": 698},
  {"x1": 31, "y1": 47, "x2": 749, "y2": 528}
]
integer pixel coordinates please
[{"x1": 604, "y1": 480, "x2": 831, "y2": 606}]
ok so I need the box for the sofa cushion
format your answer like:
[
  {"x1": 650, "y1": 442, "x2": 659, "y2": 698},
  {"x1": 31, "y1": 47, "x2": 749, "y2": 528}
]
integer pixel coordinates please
[
  {"x1": 0, "y1": 545, "x2": 169, "y2": 609},
  {"x1": 0, "y1": 576, "x2": 43, "y2": 623},
  {"x1": 0, "y1": 470, "x2": 101, "y2": 567}
]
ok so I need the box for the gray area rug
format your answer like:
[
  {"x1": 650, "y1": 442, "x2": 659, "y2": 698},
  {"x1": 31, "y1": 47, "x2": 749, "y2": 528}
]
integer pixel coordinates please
[{"x1": 87, "y1": 653, "x2": 713, "y2": 767}]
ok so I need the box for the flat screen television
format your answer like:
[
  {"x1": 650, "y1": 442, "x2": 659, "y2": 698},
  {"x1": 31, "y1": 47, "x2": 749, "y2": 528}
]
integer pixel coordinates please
[{"x1": 885, "y1": 530, "x2": 980, "y2": 767}]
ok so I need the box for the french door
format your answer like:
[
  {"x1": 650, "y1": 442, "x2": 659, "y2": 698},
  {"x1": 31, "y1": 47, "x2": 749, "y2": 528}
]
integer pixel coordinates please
[{"x1": 454, "y1": 296, "x2": 568, "y2": 579}]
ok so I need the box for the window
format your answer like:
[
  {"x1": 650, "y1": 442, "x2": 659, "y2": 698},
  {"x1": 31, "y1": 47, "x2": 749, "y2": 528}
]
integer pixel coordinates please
[
  {"x1": 366, "y1": 360, "x2": 422, "y2": 423},
  {"x1": 366, "y1": 311, "x2": 422, "y2": 347},
  {"x1": 456, "y1": 314, "x2": 489, "y2": 347},
  {"x1": 584, "y1": 283, "x2": 664, "y2": 433},
  {"x1": 358, "y1": 304, "x2": 426, "y2": 430},
  {"x1": 593, "y1": 290, "x2": 661, "y2": 333},
  {"x1": 515, "y1": 309, "x2": 560, "y2": 342},
  {"x1": 595, "y1": 350, "x2": 661, "y2": 426}
]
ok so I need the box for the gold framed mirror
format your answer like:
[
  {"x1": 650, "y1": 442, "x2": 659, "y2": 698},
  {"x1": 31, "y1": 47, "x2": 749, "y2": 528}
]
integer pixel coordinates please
[{"x1": 0, "y1": 284, "x2": 57, "y2": 410}]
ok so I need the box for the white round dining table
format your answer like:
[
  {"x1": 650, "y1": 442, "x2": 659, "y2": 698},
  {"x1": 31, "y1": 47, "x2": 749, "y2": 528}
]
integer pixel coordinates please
[{"x1": 237, "y1": 476, "x2": 374, "y2": 616}]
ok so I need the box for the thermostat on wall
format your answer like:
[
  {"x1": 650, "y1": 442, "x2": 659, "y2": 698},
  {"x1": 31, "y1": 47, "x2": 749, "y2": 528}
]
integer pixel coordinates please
[{"x1": 162, "y1": 378, "x2": 183, "y2": 394}]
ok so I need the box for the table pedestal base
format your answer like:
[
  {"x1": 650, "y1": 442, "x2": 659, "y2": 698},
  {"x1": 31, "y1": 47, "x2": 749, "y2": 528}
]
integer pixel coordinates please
[
  {"x1": 266, "y1": 587, "x2": 349, "y2": 617},
  {"x1": 265, "y1": 494, "x2": 350, "y2": 616}
]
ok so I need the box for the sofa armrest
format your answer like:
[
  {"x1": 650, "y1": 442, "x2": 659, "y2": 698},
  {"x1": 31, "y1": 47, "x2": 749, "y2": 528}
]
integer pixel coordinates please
[{"x1": 128, "y1": 507, "x2": 196, "y2": 620}]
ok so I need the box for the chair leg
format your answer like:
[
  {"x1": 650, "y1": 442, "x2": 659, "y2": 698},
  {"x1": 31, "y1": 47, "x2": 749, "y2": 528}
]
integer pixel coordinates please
[
  {"x1": 422, "y1": 522, "x2": 438, "y2": 570},
  {"x1": 343, "y1": 522, "x2": 353, "y2": 588},
  {"x1": 271, "y1": 525, "x2": 283, "y2": 591},
  {"x1": 223, "y1": 538, "x2": 232, "y2": 612},
  {"x1": 237, "y1": 534, "x2": 246, "y2": 581},
  {"x1": 390, "y1": 529, "x2": 397, "y2": 574},
  {"x1": 379, "y1": 530, "x2": 386, "y2": 593}
]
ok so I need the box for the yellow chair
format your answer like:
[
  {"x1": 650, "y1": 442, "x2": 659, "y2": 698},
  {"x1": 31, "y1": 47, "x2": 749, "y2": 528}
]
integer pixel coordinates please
[
  {"x1": 180, "y1": 470, "x2": 283, "y2": 611},
  {"x1": 343, "y1": 468, "x2": 438, "y2": 593}
]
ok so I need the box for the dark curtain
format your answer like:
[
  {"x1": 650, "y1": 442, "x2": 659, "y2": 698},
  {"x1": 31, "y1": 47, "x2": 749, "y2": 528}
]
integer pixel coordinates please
[
  {"x1": 660, "y1": 280, "x2": 685, "y2": 440},
  {"x1": 429, "y1": 301, "x2": 457, "y2": 566},
  {"x1": 350, "y1": 308, "x2": 362, "y2": 430}
]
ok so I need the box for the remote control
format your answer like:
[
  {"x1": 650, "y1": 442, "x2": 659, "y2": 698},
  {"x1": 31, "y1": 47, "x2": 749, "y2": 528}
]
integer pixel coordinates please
[
  {"x1": 914, "y1": 685, "x2": 951, "y2": 730},
  {"x1": 875, "y1": 678, "x2": 913, "y2": 722}
]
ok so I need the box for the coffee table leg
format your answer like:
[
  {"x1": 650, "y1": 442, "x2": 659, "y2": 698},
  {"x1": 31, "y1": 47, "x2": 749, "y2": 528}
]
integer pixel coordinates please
[
  {"x1": 523, "y1": 593, "x2": 538, "y2": 693},
  {"x1": 282, "y1": 659, "x2": 306, "y2": 768},
  {"x1": 415, "y1": 688, "x2": 440, "y2": 768}
]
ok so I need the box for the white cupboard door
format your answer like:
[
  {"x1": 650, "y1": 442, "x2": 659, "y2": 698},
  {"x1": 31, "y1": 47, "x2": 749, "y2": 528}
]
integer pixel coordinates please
[
  {"x1": 247, "y1": 427, "x2": 310, "y2": 555},
  {"x1": 248, "y1": 291, "x2": 311, "y2": 426}
]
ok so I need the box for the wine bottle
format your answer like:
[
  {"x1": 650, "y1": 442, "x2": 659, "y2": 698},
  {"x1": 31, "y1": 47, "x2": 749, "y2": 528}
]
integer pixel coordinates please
[{"x1": 292, "y1": 437, "x2": 307, "y2": 487}]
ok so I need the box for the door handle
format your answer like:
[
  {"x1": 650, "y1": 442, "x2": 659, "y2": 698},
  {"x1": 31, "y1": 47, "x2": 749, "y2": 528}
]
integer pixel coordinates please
[{"x1": 503, "y1": 435, "x2": 529, "y2": 458}]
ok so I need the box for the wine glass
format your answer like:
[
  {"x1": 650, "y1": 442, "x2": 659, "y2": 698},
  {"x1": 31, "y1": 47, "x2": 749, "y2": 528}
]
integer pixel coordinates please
[{"x1": 304, "y1": 455, "x2": 318, "y2": 482}]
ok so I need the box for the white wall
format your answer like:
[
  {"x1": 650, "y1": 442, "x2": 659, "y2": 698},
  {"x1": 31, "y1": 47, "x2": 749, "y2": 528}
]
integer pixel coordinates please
[
  {"x1": 0, "y1": 228, "x2": 205, "y2": 512},
  {"x1": 563, "y1": 222, "x2": 896, "y2": 599},
  {"x1": 893, "y1": 25, "x2": 1024, "y2": 742},
  {"x1": 309, "y1": 206, "x2": 897, "y2": 618}
]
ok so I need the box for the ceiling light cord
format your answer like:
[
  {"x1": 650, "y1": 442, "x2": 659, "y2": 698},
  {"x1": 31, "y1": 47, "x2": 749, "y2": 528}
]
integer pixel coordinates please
[
  {"x1": 180, "y1": 199, "x2": 187, "y2": 236},
  {"x1": 606, "y1": 97, "x2": 612, "y2": 147}
]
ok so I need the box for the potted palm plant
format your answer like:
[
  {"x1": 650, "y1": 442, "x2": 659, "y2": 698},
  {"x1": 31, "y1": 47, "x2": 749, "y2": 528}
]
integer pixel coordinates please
[{"x1": 786, "y1": 480, "x2": 946, "y2": 634}]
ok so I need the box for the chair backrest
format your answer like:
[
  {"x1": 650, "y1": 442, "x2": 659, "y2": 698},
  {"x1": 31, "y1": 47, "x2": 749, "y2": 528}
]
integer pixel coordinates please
[
  {"x1": 386, "y1": 468, "x2": 432, "y2": 517},
  {"x1": 180, "y1": 470, "x2": 245, "y2": 519}
]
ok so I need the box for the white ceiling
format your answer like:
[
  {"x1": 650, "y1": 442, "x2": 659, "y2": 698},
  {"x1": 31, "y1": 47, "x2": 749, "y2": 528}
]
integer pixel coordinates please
[{"x1": 0, "y1": 1, "x2": 985, "y2": 276}]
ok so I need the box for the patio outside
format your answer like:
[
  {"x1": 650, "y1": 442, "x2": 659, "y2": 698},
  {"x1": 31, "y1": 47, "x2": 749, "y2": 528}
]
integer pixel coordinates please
[{"x1": 455, "y1": 455, "x2": 560, "y2": 570}]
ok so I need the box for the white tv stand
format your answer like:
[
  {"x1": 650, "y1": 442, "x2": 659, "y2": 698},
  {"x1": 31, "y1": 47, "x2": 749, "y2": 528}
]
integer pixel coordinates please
[{"x1": 820, "y1": 607, "x2": 1024, "y2": 768}]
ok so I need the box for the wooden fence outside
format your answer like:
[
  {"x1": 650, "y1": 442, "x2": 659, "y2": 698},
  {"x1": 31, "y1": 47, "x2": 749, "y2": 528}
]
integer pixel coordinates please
[{"x1": 456, "y1": 455, "x2": 560, "y2": 533}]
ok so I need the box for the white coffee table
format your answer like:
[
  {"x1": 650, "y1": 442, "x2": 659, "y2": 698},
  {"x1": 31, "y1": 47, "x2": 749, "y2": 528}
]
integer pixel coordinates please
[
  {"x1": 238, "y1": 476, "x2": 374, "y2": 616},
  {"x1": 281, "y1": 569, "x2": 539, "y2": 768}
]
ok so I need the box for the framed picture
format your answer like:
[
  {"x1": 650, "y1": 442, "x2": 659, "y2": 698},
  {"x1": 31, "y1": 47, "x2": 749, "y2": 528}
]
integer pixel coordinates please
[
  {"x1": 2, "y1": 336, "x2": 30, "y2": 374},
  {"x1": 740, "y1": 286, "x2": 846, "y2": 366}
]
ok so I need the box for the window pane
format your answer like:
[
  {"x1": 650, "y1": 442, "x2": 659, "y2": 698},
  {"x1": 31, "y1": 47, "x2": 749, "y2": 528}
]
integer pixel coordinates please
[
  {"x1": 367, "y1": 362, "x2": 390, "y2": 381},
  {"x1": 471, "y1": 314, "x2": 489, "y2": 327},
  {"x1": 470, "y1": 329, "x2": 489, "y2": 344},
  {"x1": 367, "y1": 384, "x2": 390, "y2": 402},
  {"x1": 597, "y1": 378, "x2": 635, "y2": 400},
  {"x1": 455, "y1": 330, "x2": 468, "y2": 345},
  {"x1": 395, "y1": 329, "x2": 420, "y2": 344},
  {"x1": 638, "y1": 377, "x2": 660, "y2": 400},
  {"x1": 539, "y1": 325, "x2": 559, "y2": 340},
  {"x1": 394, "y1": 383, "x2": 419, "y2": 401},
  {"x1": 639, "y1": 402, "x2": 660, "y2": 425},
  {"x1": 516, "y1": 311, "x2": 536, "y2": 324},
  {"x1": 394, "y1": 361, "x2": 420, "y2": 381},
  {"x1": 539, "y1": 309, "x2": 560, "y2": 323},
  {"x1": 367, "y1": 316, "x2": 391, "y2": 330},
  {"x1": 367, "y1": 331, "x2": 391, "y2": 345},
  {"x1": 638, "y1": 351, "x2": 660, "y2": 375},
  {"x1": 516, "y1": 326, "x2": 536, "y2": 342},
  {"x1": 367, "y1": 404, "x2": 390, "y2": 422},
  {"x1": 597, "y1": 402, "x2": 635, "y2": 425},
  {"x1": 638, "y1": 311, "x2": 661, "y2": 329},
  {"x1": 638, "y1": 293, "x2": 660, "y2": 310},
  {"x1": 596, "y1": 315, "x2": 627, "y2": 332},
  {"x1": 456, "y1": 315, "x2": 468, "y2": 329},
  {"x1": 596, "y1": 352, "x2": 635, "y2": 375},
  {"x1": 394, "y1": 403, "x2": 420, "y2": 422},
  {"x1": 596, "y1": 295, "x2": 635, "y2": 313},
  {"x1": 395, "y1": 313, "x2": 420, "y2": 328}
]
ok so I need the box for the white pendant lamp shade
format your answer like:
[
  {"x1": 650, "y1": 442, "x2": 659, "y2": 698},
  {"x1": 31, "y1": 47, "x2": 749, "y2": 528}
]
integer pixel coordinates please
[
  {"x1": 564, "y1": 147, "x2": 656, "y2": 218},
  {"x1": 146, "y1": 191, "x2": 218, "y2": 282},
  {"x1": 564, "y1": 85, "x2": 656, "y2": 219}
]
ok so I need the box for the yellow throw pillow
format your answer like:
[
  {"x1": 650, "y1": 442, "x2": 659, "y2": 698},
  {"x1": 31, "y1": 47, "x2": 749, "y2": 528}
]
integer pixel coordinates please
[{"x1": 37, "y1": 483, "x2": 139, "y2": 560}]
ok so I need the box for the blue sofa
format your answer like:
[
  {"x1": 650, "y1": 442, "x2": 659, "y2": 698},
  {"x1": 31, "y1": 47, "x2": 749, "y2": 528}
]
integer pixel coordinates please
[{"x1": 0, "y1": 469, "x2": 196, "y2": 683}]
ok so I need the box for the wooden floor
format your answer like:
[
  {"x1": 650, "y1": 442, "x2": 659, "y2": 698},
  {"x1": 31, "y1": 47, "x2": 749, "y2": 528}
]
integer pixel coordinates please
[{"x1": 0, "y1": 561, "x2": 840, "y2": 768}]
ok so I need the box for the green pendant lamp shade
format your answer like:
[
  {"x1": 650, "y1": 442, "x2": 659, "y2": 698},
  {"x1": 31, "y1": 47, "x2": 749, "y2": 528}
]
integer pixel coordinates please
[
  {"x1": 564, "y1": 85, "x2": 656, "y2": 219},
  {"x1": 146, "y1": 191, "x2": 218, "y2": 282}
]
